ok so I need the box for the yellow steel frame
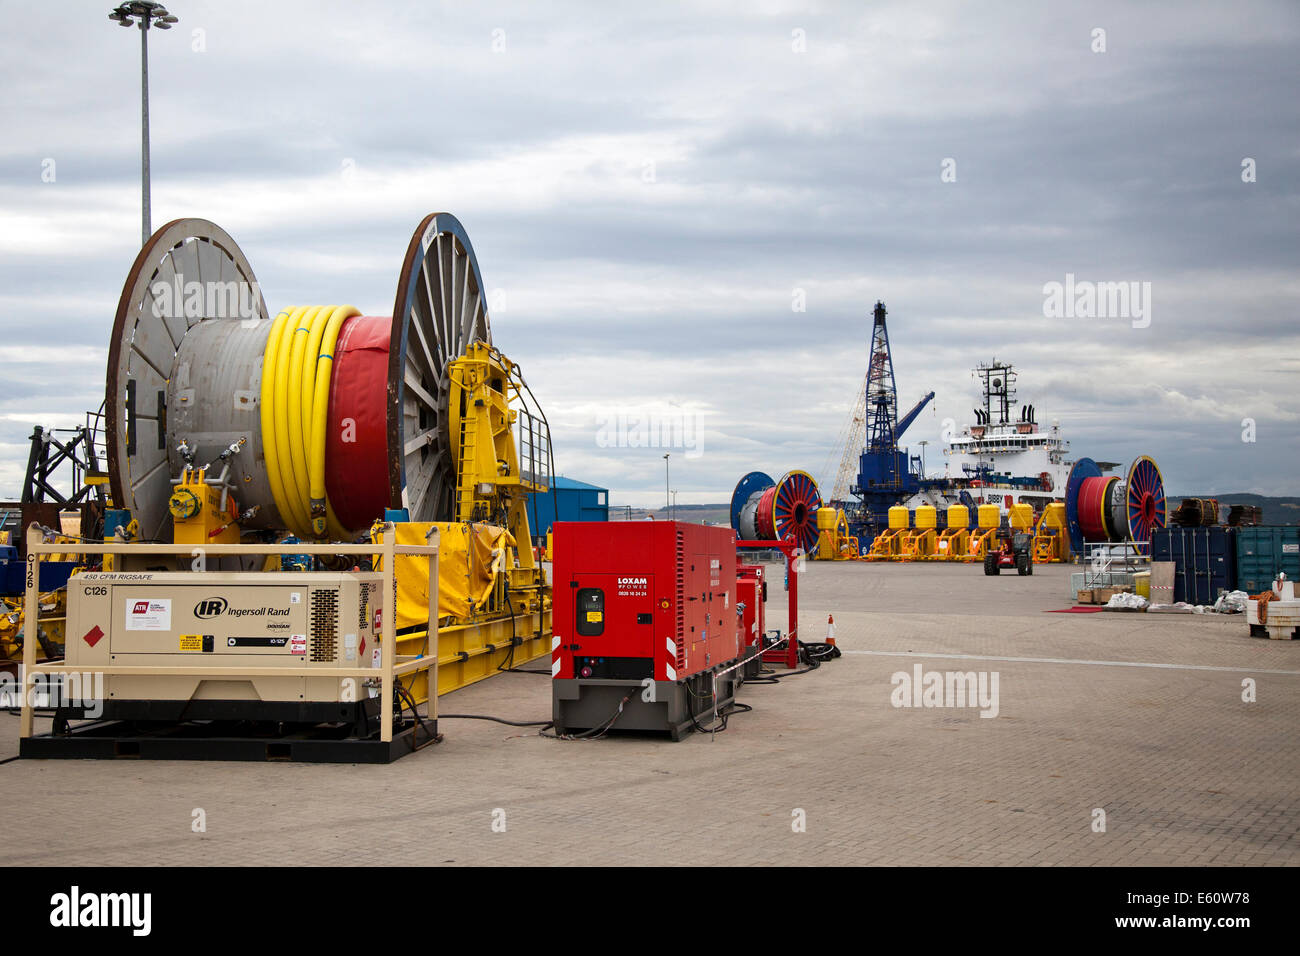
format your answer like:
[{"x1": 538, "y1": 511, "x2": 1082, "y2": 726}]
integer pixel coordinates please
[
  {"x1": 934, "y1": 527, "x2": 970, "y2": 561},
  {"x1": 448, "y1": 342, "x2": 543, "y2": 545},
  {"x1": 814, "y1": 509, "x2": 859, "y2": 561},
  {"x1": 896, "y1": 528, "x2": 936, "y2": 561},
  {"x1": 1032, "y1": 504, "x2": 1069, "y2": 564},
  {"x1": 866, "y1": 527, "x2": 906, "y2": 561},
  {"x1": 965, "y1": 527, "x2": 999, "y2": 562}
]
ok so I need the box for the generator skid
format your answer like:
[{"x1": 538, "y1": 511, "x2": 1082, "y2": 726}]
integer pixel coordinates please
[{"x1": 551, "y1": 521, "x2": 741, "y2": 740}]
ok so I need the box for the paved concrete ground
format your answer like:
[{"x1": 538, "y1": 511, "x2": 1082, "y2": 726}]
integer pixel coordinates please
[{"x1": 2, "y1": 561, "x2": 1296, "y2": 866}]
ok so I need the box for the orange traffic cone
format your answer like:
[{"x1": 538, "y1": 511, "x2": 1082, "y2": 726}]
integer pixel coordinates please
[{"x1": 825, "y1": 614, "x2": 836, "y2": 647}]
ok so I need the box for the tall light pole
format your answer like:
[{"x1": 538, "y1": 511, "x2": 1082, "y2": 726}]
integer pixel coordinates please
[
  {"x1": 918, "y1": 439, "x2": 929, "y2": 478},
  {"x1": 662, "y1": 453, "x2": 670, "y2": 518},
  {"x1": 109, "y1": 2, "x2": 178, "y2": 246},
  {"x1": 671, "y1": 489, "x2": 677, "y2": 521}
]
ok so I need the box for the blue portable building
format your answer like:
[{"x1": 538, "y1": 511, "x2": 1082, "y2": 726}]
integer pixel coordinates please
[{"x1": 527, "y1": 476, "x2": 609, "y2": 541}]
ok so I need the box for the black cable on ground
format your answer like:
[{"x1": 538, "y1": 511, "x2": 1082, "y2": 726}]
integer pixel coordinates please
[
  {"x1": 539, "y1": 693, "x2": 630, "y2": 740},
  {"x1": 394, "y1": 682, "x2": 442, "y2": 748},
  {"x1": 744, "y1": 638, "x2": 840, "y2": 683},
  {"x1": 440, "y1": 713, "x2": 554, "y2": 728},
  {"x1": 684, "y1": 674, "x2": 755, "y2": 734},
  {"x1": 800, "y1": 640, "x2": 842, "y2": 661}
]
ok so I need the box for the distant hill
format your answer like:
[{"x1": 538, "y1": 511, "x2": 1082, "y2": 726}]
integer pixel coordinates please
[
  {"x1": 610, "y1": 503, "x2": 731, "y2": 525},
  {"x1": 1176, "y1": 494, "x2": 1300, "y2": 527}
]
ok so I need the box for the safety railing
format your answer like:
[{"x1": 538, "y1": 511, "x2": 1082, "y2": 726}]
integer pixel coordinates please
[{"x1": 1082, "y1": 541, "x2": 1149, "y2": 589}]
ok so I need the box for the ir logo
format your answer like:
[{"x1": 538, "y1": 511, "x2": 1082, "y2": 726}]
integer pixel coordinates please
[{"x1": 491, "y1": 808, "x2": 507, "y2": 833}]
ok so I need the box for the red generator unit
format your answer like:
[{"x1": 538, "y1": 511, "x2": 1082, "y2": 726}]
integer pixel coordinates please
[
  {"x1": 736, "y1": 564, "x2": 768, "y2": 680},
  {"x1": 551, "y1": 520, "x2": 742, "y2": 740}
]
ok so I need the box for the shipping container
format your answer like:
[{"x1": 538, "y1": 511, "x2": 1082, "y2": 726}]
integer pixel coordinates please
[
  {"x1": 1149, "y1": 527, "x2": 1237, "y2": 606},
  {"x1": 1235, "y1": 526, "x2": 1300, "y2": 594}
]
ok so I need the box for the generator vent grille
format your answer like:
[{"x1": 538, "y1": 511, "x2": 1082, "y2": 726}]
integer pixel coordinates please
[
  {"x1": 309, "y1": 588, "x2": 339, "y2": 663},
  {"x1": 359, "y1": 583, "x2": 370, "y2": 631},
  {"x1": 674, "y1": 530, "x2": 686, "y2": 668}
]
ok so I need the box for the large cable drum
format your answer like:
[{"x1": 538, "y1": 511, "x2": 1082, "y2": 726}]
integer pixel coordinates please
[
  {"x1": 1116, "y1": 456, "x2": 1166, "y2": 551},
  {"x1": 1064, "y1": 455, "x2": 1166, "y2": 555},
  {"x1": 106, "y1": 213, "x2": 493, "y2": 542},
  {"x1": 730, "y1": 471, "x2": 773, "y2": 540},
  {"x1": 729, "y1": 470, "x2": 822, "y2": 552}
]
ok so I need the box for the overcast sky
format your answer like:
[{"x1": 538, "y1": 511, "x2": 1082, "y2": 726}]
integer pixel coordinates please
[{"x1": 1, "y1": 0, "x2": 1296, "y2": 509}]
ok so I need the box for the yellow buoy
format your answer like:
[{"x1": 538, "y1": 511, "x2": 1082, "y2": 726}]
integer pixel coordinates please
[{"x1": 1009, "y1": 503, "x2": 1034, "y2": 531}]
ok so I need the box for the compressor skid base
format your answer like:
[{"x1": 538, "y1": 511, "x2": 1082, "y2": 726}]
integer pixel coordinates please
[
  {"x1": 20, "y1": 714, "x2": 436, "y2": 764},
  {"x1": 553, "y1": 669, "x2": 740, "y2": 742}
]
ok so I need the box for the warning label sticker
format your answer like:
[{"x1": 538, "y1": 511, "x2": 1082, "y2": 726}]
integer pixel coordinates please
[
  {"x1": 290, "y1": 634, "x2": 307, "y2": 655},
  {"x1": 586, "y1": 611, "x2": 603, "y2": 623},
  {"x1": 126, "y1": 599, "x2": 171, "y2": 631},
  {"x1": 179, "y1": 633, "x2": 203, "y2": 652}
]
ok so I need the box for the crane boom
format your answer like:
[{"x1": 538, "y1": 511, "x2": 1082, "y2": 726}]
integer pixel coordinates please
[{"x1": 896, "y1": 390, "x2": 935, "y2": 442}]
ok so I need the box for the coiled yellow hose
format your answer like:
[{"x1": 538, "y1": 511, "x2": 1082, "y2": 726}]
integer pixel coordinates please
[{"x1": 260, "y1": 304, "x2": 360, "y2": 538}]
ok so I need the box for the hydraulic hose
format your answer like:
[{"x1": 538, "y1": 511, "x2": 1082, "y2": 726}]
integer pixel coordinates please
[{"x1": 261, "y1": 304, "x2": 360, "y2": 538}]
